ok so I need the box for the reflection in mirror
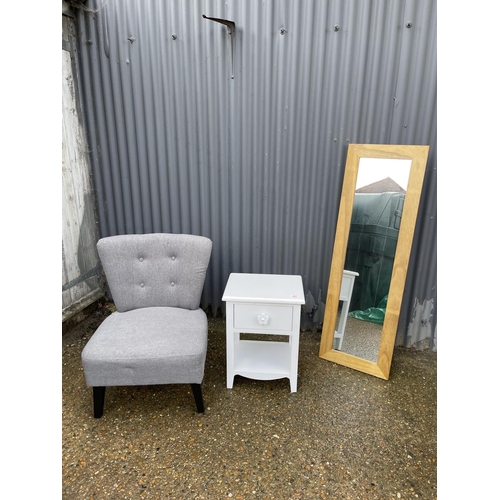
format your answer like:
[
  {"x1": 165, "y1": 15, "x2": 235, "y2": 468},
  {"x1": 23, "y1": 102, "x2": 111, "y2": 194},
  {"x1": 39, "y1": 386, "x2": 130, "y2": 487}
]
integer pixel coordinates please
[
  {"x1": 319, "y1": 144, "x2": 429, "y2": 380},
  {"x1": 339, "y1": 158, "x2": 411, "y2": 362}
]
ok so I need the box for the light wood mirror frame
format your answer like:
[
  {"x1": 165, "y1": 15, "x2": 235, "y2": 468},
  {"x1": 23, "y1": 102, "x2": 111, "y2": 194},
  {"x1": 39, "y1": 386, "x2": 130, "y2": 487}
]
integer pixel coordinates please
[{"x1": 319, "y1": 144, "x2": 429, "y2": 379}]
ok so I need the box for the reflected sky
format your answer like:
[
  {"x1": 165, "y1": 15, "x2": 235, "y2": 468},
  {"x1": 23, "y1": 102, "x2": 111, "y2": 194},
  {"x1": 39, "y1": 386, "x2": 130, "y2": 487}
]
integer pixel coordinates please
[{"x1": 356, "y1": 158, "x2": 412, "y2": 190}]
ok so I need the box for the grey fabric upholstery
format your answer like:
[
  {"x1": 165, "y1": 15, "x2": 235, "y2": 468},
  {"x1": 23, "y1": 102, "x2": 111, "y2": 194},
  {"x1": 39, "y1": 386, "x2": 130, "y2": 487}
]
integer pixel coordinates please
[
  {"x1": 96, "y1": 233, "x2": 212, "y2": 312},
  {"x1": 81, "y1": 233, "x2": 212, "y2": 414},
  {"x1": 82, "y1": 307, "x2": 208, "y2": 386}
]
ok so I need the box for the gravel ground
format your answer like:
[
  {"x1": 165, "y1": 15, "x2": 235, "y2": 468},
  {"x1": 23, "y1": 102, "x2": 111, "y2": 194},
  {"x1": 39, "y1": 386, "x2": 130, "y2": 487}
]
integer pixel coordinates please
[
  {"x1": 339, "y1": 317, "x2": 383, "y2": 363},
  {"x1": 62, "y1": 302, "x2": 437, "y2": 499}
]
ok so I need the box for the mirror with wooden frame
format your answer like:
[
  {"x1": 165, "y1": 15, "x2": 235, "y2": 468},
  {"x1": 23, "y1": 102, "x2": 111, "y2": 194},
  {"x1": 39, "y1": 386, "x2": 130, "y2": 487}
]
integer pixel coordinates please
[{"x1": 319, "y1": 144, "x2": 429, "y2": 379}]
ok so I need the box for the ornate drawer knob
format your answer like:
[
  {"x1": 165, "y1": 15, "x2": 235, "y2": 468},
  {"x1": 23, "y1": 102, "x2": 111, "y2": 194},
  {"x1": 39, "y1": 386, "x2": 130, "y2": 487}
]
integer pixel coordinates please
[{"x1": 257, "y1": 313, "x2": 270, "y2": 325}]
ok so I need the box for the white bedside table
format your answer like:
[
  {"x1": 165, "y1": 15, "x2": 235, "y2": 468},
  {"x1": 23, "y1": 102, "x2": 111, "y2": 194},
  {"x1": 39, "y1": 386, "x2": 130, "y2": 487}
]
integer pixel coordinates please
[
  {"x1": 334, "y1": 270, "x2": 359, "y2": 351},
  {"x1": 222, "y1": 273, "x2": 305, "y2": 392}
]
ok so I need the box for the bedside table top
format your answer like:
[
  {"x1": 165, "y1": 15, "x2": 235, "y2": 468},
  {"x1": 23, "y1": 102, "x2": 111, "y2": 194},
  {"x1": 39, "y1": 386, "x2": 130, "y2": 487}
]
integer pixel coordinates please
[{"x1": 222, "y1": 273, "x2": 305, "y2": 305}]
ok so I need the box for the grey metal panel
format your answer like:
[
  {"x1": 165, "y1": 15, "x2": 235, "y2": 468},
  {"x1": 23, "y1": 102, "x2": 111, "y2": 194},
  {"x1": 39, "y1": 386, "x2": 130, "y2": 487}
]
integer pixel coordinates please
[
  {"x1": 74, "y1": 0, "x2": 437, "y2": 346},
  {"x1": 391, "y1": 0, "x2": 437, "y2": 348}
]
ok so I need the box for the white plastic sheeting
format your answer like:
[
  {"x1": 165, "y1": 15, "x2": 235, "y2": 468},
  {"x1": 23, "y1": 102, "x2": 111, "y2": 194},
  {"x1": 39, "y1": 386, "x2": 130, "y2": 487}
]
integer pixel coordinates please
[{"x1": 62, "y1": 26, "x2": 103, "y2": 321}]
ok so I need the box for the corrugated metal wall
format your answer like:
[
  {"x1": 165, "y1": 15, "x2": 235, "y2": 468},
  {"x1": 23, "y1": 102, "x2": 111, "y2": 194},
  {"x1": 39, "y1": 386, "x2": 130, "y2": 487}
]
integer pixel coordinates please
[{"x1": 73, "y1": 0, "x2": 437, "y2": 348}]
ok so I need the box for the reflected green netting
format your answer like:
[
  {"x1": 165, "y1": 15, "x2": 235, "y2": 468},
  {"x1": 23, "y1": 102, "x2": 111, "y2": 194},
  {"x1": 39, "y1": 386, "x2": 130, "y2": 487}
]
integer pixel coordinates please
[{"x1": 348, "y1": 295, "x2": 388, "y2": 325}]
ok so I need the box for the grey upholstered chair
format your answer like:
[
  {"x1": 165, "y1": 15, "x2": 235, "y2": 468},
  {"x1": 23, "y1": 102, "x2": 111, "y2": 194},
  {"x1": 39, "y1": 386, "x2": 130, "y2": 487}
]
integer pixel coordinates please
[{"x1": 81, "y1": 233, "x2": 213, "y2": 417}]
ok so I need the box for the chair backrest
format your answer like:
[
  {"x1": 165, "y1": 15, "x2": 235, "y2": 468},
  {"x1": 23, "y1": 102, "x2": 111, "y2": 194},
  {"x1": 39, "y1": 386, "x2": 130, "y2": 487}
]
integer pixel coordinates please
[{"x1": 97, "y1": 233, "x2": 213, "y2": 312}]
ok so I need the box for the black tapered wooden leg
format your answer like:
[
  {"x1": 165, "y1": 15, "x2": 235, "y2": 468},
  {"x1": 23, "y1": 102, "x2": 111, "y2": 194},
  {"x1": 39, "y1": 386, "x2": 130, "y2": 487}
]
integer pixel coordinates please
[
  {"x1": 191, "y1": 384, "x2": 204, "y2": 413},
  {"x1": 93, "y1": 387, "x2": 106, "y2": 418}
]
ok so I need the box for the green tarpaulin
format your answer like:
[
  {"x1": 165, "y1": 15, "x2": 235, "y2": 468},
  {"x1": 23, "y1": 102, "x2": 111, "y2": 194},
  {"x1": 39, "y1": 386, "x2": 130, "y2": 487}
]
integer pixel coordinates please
[{"x1": 348, "y1": 295, "x2": 388, "y2": 325}]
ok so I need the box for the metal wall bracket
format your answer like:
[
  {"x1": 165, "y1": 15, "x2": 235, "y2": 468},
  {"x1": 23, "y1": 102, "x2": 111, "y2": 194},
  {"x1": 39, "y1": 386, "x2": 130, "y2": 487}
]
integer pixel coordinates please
[
  {"x1": 202, "y1": 14, "x2": 236, "y2": 79},
  {"x1": 62, "y1": 265, "x2": 100, "y2": 291}
]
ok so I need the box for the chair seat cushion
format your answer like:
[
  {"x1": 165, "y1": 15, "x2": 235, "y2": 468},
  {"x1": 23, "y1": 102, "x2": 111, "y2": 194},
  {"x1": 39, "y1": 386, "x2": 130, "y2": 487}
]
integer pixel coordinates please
[{"x1": 81, "y1": 307, "x2": 208, "y2": 387}]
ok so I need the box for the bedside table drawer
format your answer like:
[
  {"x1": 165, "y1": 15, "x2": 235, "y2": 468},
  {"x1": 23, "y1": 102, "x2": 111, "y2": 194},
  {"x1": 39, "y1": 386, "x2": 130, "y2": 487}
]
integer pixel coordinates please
[{"x1": 233, "y1": 304, "x2": 294, "y2": 331}]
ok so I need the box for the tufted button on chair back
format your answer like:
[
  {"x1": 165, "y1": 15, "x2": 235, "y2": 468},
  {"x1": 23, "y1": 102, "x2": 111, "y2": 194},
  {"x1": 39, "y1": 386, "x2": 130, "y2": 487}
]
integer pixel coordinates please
[{"x1": 97, "y1": 233, "x2": 213, "y2": 312}]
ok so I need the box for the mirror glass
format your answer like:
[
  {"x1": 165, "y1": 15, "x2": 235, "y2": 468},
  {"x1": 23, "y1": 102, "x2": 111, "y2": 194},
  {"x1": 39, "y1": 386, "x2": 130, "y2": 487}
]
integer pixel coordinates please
[
  {"x1": 319, "y1": 144, "x2": 429, "y2": 379},
  {"x1": 339, "y1": 158, "x2": 411, "y2": 362}
]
